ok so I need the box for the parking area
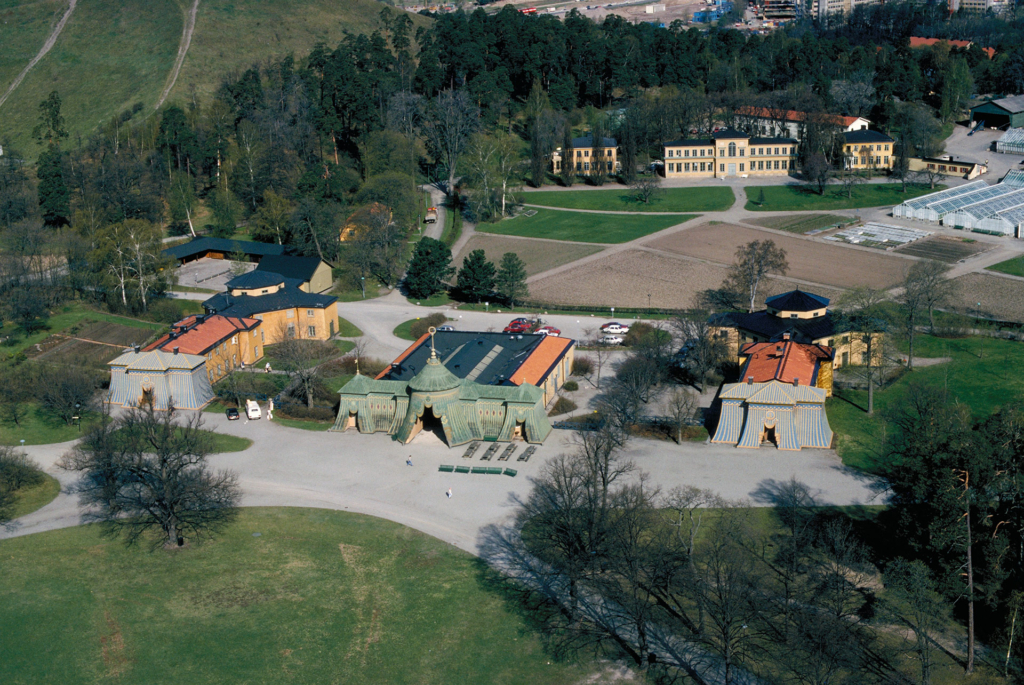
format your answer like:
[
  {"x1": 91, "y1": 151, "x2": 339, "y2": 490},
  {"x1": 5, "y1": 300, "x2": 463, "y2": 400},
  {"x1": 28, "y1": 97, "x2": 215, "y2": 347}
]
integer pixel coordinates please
[
  {"x1": 173, "y1": 257, "x2": 252, "y2": 291},
  {"x1": 945, "y1": 124, "x2": 1024, "y2": 180}
]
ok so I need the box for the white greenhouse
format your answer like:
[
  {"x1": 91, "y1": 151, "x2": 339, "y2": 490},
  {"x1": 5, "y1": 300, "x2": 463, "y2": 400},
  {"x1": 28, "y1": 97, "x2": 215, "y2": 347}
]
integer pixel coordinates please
[
  {"x1": 975, "y1": 206, "x2": 1024, "y2": 237},
  {"x1": 912, "y1": 183, "x2": 1018, "y2": 222},
  {"x1": 1003, "y1": 169, "x2": 1024, "y2": 187},
  {"x1": 996, "y1": 128, "x2": 1024, "y2": 155},
  {"x1": 940, "y1": 188, "x2": 1024, "y2": 230},
  {"x1": 891, "y1": 180, "x2": 988, "y2": 219}
]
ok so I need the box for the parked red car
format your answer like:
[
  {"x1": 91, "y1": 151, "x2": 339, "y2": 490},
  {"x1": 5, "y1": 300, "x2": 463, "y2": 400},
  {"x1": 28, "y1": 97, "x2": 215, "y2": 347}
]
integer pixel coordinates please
[{"x1": 503, "y1": 318, "x2": 533, "y2": 334}]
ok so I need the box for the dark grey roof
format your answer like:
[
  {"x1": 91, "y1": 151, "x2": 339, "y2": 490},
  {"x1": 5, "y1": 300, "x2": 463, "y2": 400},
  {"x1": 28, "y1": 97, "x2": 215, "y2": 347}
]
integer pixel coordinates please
[
  {"x1": 203, "y1": 286, "x2": 337, "y2": 318},
  {"x1": 749, "y1": 137, "x2": 798, "y2": 145},
  {"x1": 225, "y1": 270, "x2": 286, "y2": 290},
  {"x1": 571, "y1": 135, "x2": 617, "y2": 148},
  {"x1": 766, "y1": 290, "x2": 829, "y2": 311},
  {"x1": 664, "y1": 138, "x2": 714, "y2": 147},
  {"x1": 843, "y1": 130, "x2": 894, "y2": 144},
  {"x1": 711, "y1": 311, "x2": 840, "y2": 342},
  {"x1": 712, "y1": 128, "x2": 748, "y2": 140},
  {"x1": 982, "y1": 95, "x2": 1024, "y2": 114},
  {"x1": 383, "y1": 331, "x2": 550, "y2": 387},
  {"x1": 162, "y1": 237, "x2": 286, "y2": 261},
  {"x1": 255, "y1": 255, "x2": 325, "y2": 282}
]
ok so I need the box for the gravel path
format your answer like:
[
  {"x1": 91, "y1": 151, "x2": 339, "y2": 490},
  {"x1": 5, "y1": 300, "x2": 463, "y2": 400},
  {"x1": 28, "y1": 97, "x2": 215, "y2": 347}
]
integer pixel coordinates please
[
  {"x1": 0, "y1": 0, "x2": 77, "y2": 110},
  {"x1": 155, "y1": 0, "x2": 200, "y2": 109}
]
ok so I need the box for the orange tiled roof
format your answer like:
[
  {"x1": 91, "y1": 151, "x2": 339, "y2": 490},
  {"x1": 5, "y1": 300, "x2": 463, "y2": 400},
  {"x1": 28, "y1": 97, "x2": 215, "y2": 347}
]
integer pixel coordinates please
[
  {"x1": 144, "y1": 315, "x2": 260, "y2": 356},
  {"x1": 739, "y1": 341, "x2": 833, "y2": 387},
  {"x1": 376, "y1": 333, "x2": 430, "y2": 380},
  {"x1": 511, "y1": 336, "x2": 574, "y2": 387},
  {"x1": 909, "y1": 36, "x2": 995, "y2": 59},
  {"x1": 735, "y1": 106, "x2": 860, "y2": 129}
]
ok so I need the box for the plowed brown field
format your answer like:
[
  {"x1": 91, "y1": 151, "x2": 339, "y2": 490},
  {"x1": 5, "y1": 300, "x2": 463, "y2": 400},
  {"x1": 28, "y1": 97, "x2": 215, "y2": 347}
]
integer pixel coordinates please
[{"x1": 645, "y1": 223, "x2": 912, "y2": 289}]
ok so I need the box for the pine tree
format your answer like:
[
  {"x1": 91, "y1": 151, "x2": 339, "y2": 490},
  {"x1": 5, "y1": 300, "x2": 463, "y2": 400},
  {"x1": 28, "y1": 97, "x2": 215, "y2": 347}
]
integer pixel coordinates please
[
  {"x1": 405, "y1": 237, "x2": 454, "y2": 300},
  {"x1": 757, "y1": 188, "x2": 766, "y2": 207},
  {"x1": 36, "y1": 146, "x2": 69, "y2": 227},
  {"x1": 495, "y1": 252, "x2": 528, "y2": 309},
  {"x1": 456, "y1": 249, "x2": 496, "y2": 302}
]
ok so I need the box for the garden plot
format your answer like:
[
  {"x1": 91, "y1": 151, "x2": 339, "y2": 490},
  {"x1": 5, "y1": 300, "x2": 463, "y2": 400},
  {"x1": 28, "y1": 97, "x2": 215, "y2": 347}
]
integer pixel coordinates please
[
  {"x1": 527, "y1": 249, "x2": 843, "y2": 309},
  {"x1": 825, "y1": 222, "x2": 932, "y2": 249},
  {"x1": 454, "y1": 234, "x2": 603, "y2": 276},
  {"x1": 896, "y1": 235, "x2": 993, "y2": 263},
  {"x1": 31, "y1": 321, "x2": 156, "y2": 368},
  {"x1": 645, "y1": 223, "x2": 910, "y2": 290},
  {"x1": 952, "y1": 273, "x2": 1024, "y2": 323}
]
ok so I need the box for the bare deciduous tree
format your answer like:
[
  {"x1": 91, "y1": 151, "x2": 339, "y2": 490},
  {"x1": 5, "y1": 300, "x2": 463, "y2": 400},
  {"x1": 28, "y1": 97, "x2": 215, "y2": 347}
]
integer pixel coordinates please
[
  {"x1": 666, "y1": 387, "x2": 699, "y2": 443},
  {"x1": 423, "y1": 90, "x2": 479, "y2": 195},
  {"x1": 59, "y1": 405, "x2": 241, "y2": 548},
  {"x1": 672, "y1": 315, "x2": 727, "y2": 393},
  {"x1": 272, "y1": 333, "x2": 340, "y2": 408},
  {"x1": 726, "y1": 240, "x2": 789, "y2": 313},
  {"x1": 629, "y1": 174, "x2": 661, "y2": 205}
]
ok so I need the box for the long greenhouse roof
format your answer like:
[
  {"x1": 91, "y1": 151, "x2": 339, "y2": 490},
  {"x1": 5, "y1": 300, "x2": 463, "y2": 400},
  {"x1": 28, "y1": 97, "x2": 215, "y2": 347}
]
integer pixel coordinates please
[
  {"x1": 954, "y1": 188, "x2": 1024, "y2": 219},
  {"x1": 924, "y1": 184, "x2": 1020, "y2": 215},
  {"x1": 993, "y1": 205, "x2": 1024, "y2": 225},
  {"x1": 997, "y1": 128, "x2": 1024, "y2": 145},
  {"x1": 899, "y1": 180, "x2": 988, "y2": 210},
  {"x1": 1003, "y1": 170, "x2": 1024, "y2": 187}
]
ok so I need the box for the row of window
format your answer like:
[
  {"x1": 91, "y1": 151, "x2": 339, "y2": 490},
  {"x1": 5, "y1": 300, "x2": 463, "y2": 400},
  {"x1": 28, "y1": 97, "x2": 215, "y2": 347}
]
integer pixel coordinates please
[
  {"x1": 854, "y1": 156, "x2": 890, "y2": 166},
  {"x1": 668, "y1": 160, "x2": 790, "y2": 173},
  {"x1": 576, "y1": 162, "x2": 614, "y2": 171},
  {"x1": 666, "y1": 145, "x2": 796, "y2": 159},
  {"x1": 927, "y1": 163, "x2": 971, "y2": 173},
  {"x1": 575, "y1": 149, "x2": 614, "y2": 158},
  {"x1": 846, "y1": 143, "x2": 890, "y2": 152}
]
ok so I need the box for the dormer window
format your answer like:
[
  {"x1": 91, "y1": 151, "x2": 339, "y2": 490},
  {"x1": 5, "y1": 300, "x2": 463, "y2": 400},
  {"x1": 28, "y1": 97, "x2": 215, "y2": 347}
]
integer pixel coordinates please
[{"x1": 790, "y1": 314, "x2": 798, "y2": 319}]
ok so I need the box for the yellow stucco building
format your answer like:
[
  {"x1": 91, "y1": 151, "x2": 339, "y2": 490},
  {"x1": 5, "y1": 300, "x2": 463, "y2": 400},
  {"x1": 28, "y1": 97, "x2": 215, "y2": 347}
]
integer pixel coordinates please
[
  {"x1": 843, "y1": 130, "x2": 894, "y2": 172},
  {"x1": 663, "y1": 129, "x2": 798, "y2": 178},
  {"x1": 144, "y1": 314, "x2": 264, "y2": 383},
  {"x1": 551, "y1": 135, "x2": 619, "y2": 177},
  {"x1": 203, "y1": 270, "x2": 340, "y2": 345}
]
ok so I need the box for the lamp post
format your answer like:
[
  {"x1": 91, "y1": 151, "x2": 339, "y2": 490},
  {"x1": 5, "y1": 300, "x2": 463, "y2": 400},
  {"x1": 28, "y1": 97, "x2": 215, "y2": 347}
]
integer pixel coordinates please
[
  {"x1": 360, "y1": 276, "x2": 365, "y2": 299},
  {"x1": 647, "y1": 293, "x2": 651, "y2": 309},
  {"x1": 485, "y1": 301, "x2": 489, "y2": 312},
  {"x1": 74, "y1": 403, "x2": 81, "y2": 432}
]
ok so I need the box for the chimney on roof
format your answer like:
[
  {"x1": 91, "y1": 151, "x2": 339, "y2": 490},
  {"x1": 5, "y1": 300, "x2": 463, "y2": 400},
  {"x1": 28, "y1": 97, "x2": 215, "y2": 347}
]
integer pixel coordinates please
[
  {"x1": 747, "y1": 376, "x2": 753, "y2": 384},
  {"x1": 793, "y1": 378, "x2": 799, "y2": 386},
  {"x1": 173, "y1": 347, "x2": 179, "y2": 355},
  {"x1": 783, "y1": 332, "x2": 790, "y2": 341},
  {"x1": 133, "y1": 344, "x2": 140, "y2": 354}
]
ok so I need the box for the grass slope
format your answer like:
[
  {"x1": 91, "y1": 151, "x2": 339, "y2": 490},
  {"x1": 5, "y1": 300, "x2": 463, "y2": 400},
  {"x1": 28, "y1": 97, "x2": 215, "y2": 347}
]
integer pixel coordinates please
[
  {"x1": 828, "y1": 333, "x2": 1024, "y2": 472},
  {"x1": 0, "y1": 0, "x2": 427, "y2": 153},
  {"x1": 525, "y1": 186, "x2": 735, "y2": 212},
  {"x1": 8, "y1": 474, "x2": 60, "y2": 519},
  {"x1": 745, "y1": 184, "x2": 942, "y2": 211},
  {"x1": 0, "y1": 508, "x2": 599, "y2": 684},
  {"x1": 986, "y1": 255, "x2": 1024, "y2": 277},
  {"x1": 482, "y1": 208, "x2": 694, "y2": 244}
]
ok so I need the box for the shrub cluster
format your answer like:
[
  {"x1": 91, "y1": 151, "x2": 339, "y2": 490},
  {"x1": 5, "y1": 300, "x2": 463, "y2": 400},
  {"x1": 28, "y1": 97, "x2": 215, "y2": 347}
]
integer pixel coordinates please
[{"x1": 410, "y1": 313, "x2": 448, "y2": 340}]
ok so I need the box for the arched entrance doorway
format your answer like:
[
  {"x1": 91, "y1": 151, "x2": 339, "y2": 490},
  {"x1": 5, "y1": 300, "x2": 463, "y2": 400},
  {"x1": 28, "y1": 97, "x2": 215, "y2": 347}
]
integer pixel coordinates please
[{"x1": 406, "y1": 405, "x2": 449, "y2": 445}]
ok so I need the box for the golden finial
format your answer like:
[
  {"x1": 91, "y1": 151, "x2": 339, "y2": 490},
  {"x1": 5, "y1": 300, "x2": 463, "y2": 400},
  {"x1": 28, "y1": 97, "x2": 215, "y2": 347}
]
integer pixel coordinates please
[
  {"x1": 428, "y1": 326, "x2": 438, "y2": 359},
  {"x1": 355, "y1": 357, "x2": 360, "y2": 375}
]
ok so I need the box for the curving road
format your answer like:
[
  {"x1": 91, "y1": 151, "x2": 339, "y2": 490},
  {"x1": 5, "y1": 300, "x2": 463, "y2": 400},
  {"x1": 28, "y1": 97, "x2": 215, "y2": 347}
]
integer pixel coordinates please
[{"x1": 0, "y1": 0, "x2": 78, "y2": 110}]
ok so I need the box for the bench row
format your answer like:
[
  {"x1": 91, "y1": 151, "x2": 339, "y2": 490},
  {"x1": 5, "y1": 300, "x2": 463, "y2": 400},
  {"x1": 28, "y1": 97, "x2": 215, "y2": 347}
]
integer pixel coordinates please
[{"x1": 439, "y1": 465, "x2": 517, "y2": 477}]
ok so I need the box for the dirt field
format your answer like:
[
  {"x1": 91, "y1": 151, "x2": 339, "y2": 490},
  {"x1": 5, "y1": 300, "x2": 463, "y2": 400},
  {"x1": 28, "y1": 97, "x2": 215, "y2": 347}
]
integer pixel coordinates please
[
  {"x1": 646, "y1": 223, "x2": 911, "y2": 290},
  {"x1": 32, "y1": 320, "x2": 157, "y2": 368},
  {"x1": 895, "y1": 235, "x2": 993, "y2": 263},
  {"x1": 952, "y1": 273, "x2": 1024, "y2": 323},
  {"x1": 526, "y1": 249, "x2": 842, "y2": 309},
  {"x1": 454, "y1": 234, "x2": 604, "y2": 277}
]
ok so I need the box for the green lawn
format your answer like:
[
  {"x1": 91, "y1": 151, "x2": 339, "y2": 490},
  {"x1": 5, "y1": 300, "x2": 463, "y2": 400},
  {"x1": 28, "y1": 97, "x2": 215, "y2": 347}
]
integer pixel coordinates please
[
  {"x1": 0, "y1": 508, "x2": 599, "y2": 684},
  {"x1": 394, "y1": 318, "x2": 423, "y2": 341},
  {"x1": 336, "y1": 317, "x2": 362, "y2": 337},
  {"x1": 986, "y1": 255, "x2": 1024, "y2": 277},
  {"x1": 481, "y1": 208, "x2": 695, "y2": 244},
  {"x1": 524, "y1": 186, "x2": 735, "y2": 212},
  {"x1": 271, "y1": 417, "x2": 334, "y2": 431},
  {"x1": 206, "y1": 431, "x2": 252, "y2": 453},
  {"x1": 0, "y1": 405, "x2": 95, "y2": 446},
  {"x1": 8, "y1": 474, "x2": 60, "y2": 519},
  {"x1": 829, "y1": 333, "x2": 1024, "y2": 472},
  {"x1": 745, "y1": 184, "x2": 943, "y2": 211},
  {"x1": 747, "y1": 214, "x2": 855, "y2": 234},
  {"x1": 407, "y1": 292, "x2": 454, "y2": 307}
]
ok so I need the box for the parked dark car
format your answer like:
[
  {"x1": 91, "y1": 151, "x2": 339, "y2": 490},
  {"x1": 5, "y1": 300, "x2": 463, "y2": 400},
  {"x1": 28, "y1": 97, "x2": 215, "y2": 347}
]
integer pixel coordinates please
[{"x1": 226, "y1": 407, "x2": 240, "y2": 420}]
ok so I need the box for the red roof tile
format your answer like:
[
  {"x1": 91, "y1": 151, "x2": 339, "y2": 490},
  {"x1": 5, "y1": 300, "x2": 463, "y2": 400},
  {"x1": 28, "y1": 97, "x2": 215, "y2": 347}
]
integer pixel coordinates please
[
  {"x1": 735, "y1": 106, "x2": 860, "y2": 128},
  {"x1": 739, "y1": 341, "x2": 833, "y2": 387},
  {"x1": 909, "y1": 36, "x2": 995, "y2": 58},
  {"x1": 144, "y1": 315, "x2": 260, "y2": 356},
  {"x1": 510, "y1": 336, "x2": 574, "y2": 387}
]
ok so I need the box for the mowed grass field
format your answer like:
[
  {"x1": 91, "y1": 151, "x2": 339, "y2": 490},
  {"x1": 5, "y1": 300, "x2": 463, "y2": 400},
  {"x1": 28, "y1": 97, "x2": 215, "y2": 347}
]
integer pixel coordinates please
[
  {"x1": 745, "y1": 184, "x2": 942, "y2": 211},
  {"x1": 0, "y1": 0, "x2": 429, "y2": 154},
  {"x1": 482, "y1": 208, "x2": 694, "y2": 243},
  {"x1": 745, "y1": 214, "x2": 853, "y2": 234},
  {"x1": 524, "y1": 186, "x2": 734, "y2": 212},
  {"x1": 987, "y1": 254, "x2": 1024, "y2": 277},
  {"x1": 454, "y1": 234, "x2": 603, "y2": 276},
  {"x1": 828, "y1": 333, "x2": 1024, "y2": 472},
  {"x1": 0, "y1": 508, "x2": 601, "y2": 684}
]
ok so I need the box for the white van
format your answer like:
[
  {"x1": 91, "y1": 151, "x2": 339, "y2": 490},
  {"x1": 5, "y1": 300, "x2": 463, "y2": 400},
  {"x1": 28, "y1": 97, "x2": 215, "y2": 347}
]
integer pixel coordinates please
[{"x1": 245, "y1": 399, "x2": 262, "y2": 420}]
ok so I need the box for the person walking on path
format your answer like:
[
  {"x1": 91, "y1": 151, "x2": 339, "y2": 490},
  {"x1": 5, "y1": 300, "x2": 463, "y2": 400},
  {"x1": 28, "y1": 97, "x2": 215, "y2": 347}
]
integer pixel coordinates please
[
  {"x1": 446, "y1": 488, "x2": 452, "y2": 499},
  {"x1": 407, "y1": 456, "x2": 413, "y2": 466}
]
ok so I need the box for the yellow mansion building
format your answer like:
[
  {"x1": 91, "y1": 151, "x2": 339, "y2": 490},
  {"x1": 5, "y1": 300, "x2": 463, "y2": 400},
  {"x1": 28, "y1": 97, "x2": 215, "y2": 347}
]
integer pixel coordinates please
[{"x1": 663, "y1": 129, "x2": 798, "y2": 179}]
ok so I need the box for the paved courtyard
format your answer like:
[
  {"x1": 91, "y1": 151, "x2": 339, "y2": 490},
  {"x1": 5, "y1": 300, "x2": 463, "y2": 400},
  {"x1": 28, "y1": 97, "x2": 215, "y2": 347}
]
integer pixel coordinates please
[
  {"x1": 4, "y1": 409, "x2": 882, "y2": 555},
  {"x1": 173, "y1": 257, "x2": 253, "y2": 292}
]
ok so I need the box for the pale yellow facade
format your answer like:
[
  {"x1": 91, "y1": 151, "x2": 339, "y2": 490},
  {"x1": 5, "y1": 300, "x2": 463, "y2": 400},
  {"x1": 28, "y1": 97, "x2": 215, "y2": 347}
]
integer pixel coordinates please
[
  {"x1": 844, "y1": 142, "x2": 893, "y2": 171},
  {"x1": 715, "y1": 326, "x2": 881, "y2": 370},
  {"x1": 206, "y1": 326, "x2": 265, "y2": 382},
  {"x1": 551, "y1": 146, "x2": 619, "y2": 176},
  {"x1": 663, "y1": 135, "x2": 798, "y2": 179},
  {"x1": 253, "y1": 304, "x2": 341, "y2": 345}
]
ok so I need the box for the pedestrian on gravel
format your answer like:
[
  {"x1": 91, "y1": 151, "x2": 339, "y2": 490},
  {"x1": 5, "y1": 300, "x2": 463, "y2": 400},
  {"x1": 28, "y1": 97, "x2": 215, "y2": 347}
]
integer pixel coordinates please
[
  {"x1": 446, "y1": 488, "x2": 452, "y2": 499},
  {"x1": 407, "y1": 456, "x2": 413, "y2": 466}
]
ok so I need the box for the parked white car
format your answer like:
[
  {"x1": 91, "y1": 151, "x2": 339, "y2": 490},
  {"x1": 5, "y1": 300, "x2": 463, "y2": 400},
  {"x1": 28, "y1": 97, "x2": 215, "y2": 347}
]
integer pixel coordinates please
[
  {"x1": 245, "y1": 399, "x2": 262, "y2": 420},
  {"x1": 601, "y1": 322, "x2": 630, "y2": 334},
  {"x1": 601, "y1": 335, "x2": 624, "y2": 345}
]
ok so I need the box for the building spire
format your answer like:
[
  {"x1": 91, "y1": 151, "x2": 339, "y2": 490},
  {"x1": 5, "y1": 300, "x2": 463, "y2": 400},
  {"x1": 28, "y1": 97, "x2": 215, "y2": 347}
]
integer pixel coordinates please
[
  {"x1": 355, "y1": 357, "x2": 360, "y2": 376},
  {"x1": 428, "y1": 326, "x2": 438, "y2": 361}
]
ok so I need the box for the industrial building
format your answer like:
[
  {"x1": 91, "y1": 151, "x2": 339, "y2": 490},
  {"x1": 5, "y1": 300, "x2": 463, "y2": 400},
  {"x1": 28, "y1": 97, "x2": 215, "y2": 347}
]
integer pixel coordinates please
[{"x1": 970, "y1": 96, "x2": 1024, "y2": 130}]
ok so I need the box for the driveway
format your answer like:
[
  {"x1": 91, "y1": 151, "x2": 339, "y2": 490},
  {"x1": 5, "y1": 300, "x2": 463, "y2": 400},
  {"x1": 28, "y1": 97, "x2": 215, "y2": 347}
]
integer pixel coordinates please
[{"x1": 3, "y1": 409, "x2": 882, "y2": 554}]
